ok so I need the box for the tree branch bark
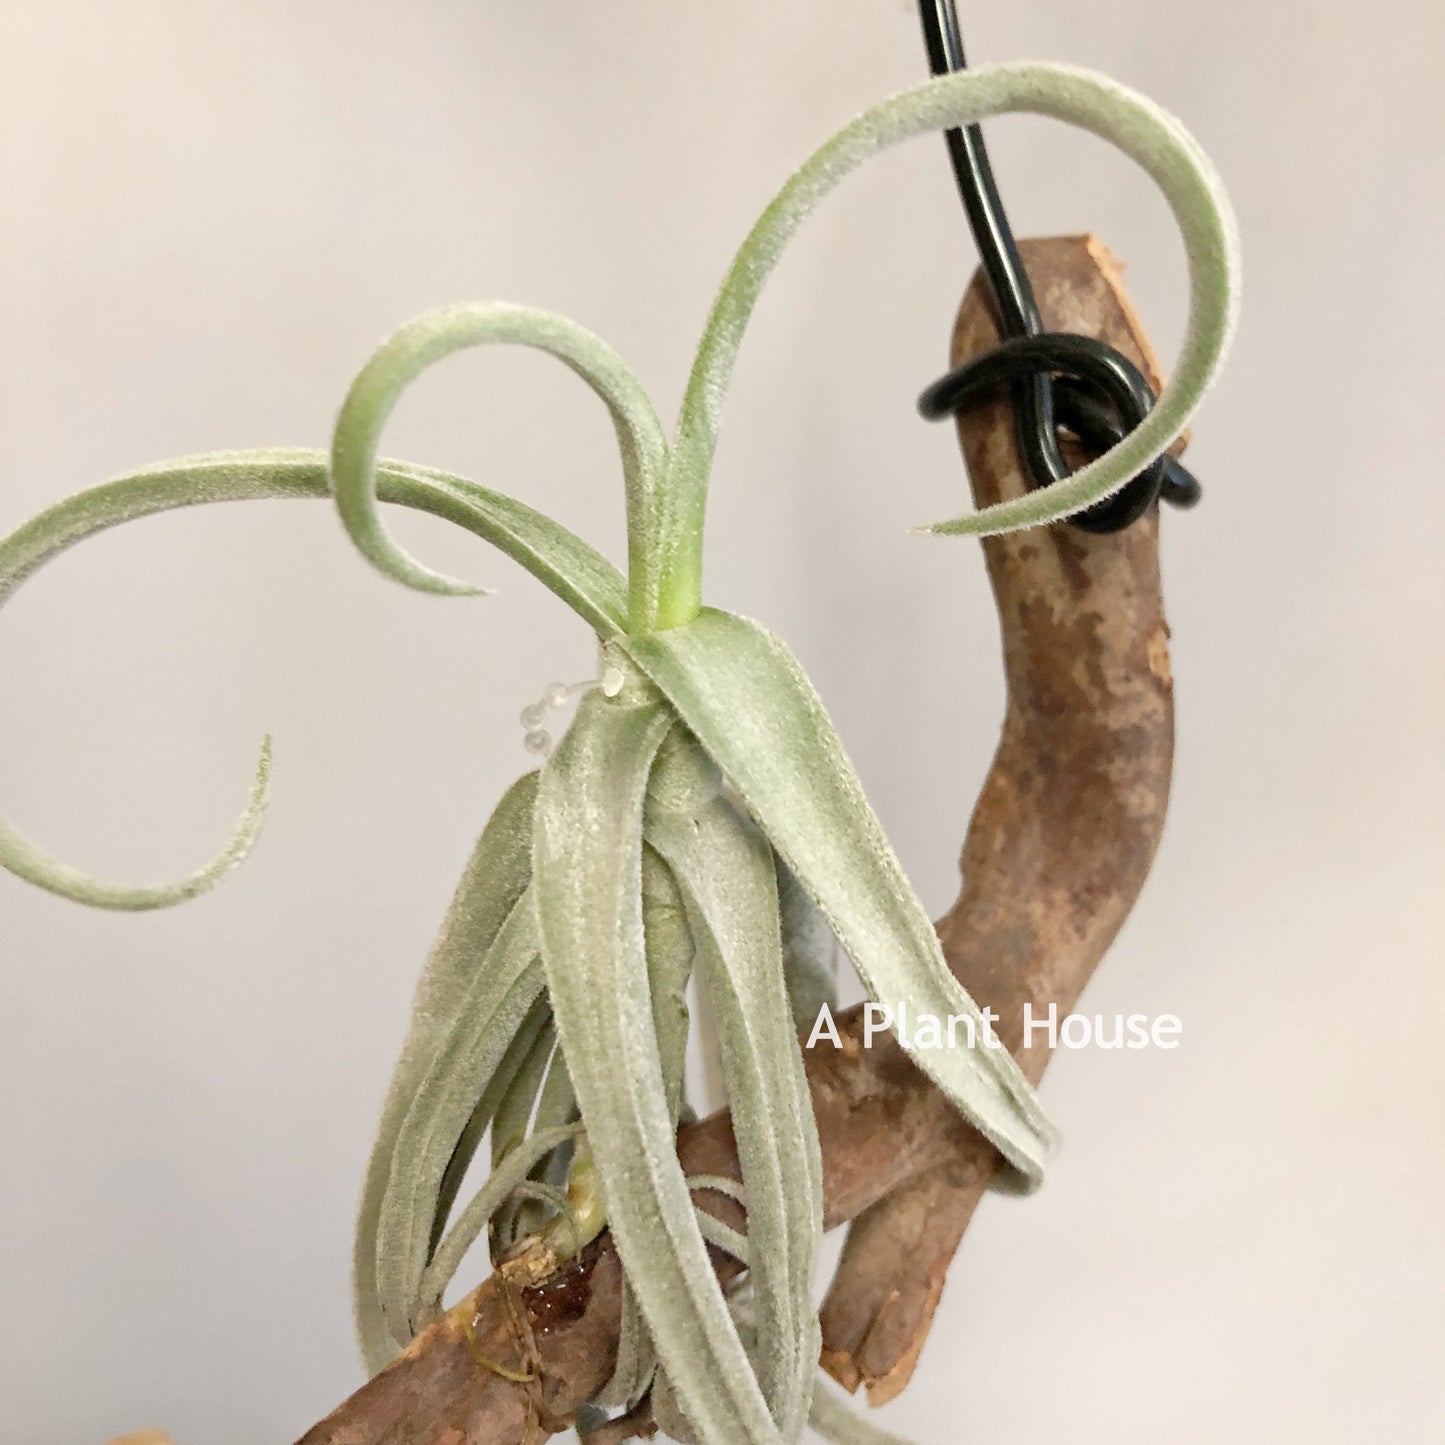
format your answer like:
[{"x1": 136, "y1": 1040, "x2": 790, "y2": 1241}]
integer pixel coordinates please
[
  {"x1": 294, "y1": 234, "x2": 1180, "y2": 1445},
  {"x1": 819, "y1": 233, "x2": 1179, "y2": 1402}
]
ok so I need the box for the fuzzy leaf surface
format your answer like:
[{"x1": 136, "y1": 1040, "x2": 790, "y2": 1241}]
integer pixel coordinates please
[
  {"x1": 0, "y1": 449, "x2": 627, "y2": 909},
  {"x1": 655, "y1": 62, "x2": 1239, "y2": 622},
  {"x1": 646, "y1": 769, "x2": 822, "y2": 1439},
  {"x1": 535, "y1": 689, "x2": 789, "y2": 1445},
  {"x1": 370, "y1": 892, "x2": 545, "y2": 1359},
  {"x1": 328, "y1": 303, "x2": 670, "y2": 626},
  {"x1": 353, "y1": 771, "x2": 538, "y2": 1369},
  {"x1": 626, "y1": 609, "x2": 1057, "y2": 1188}
]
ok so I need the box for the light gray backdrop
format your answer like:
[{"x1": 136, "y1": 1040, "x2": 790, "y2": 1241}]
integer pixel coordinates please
[{"x1": 2, "y1": 2, "x2": 1441, "y2": 1441}]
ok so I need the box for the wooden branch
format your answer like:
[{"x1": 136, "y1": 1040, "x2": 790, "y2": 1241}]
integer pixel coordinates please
[
  {"x1": 293, "y1": 234, "x2": 1178, "y2": 1445},
  {"x1": 819, "y1": 233, "x2": 1180, "y2": 1402}
]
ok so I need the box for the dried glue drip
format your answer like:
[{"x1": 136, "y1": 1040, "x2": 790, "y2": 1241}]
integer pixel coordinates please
[{"x1": 518, "y1": 668, "x2": 626, "y2": 756}]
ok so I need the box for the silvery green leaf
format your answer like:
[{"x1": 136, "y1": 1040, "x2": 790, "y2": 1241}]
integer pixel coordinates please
[
  {"x1": 353, "y1": 770, "x2": 538, "y2": 1370},
  {"x1": 362, "y1": 986, "x2": 549, "y2": 1369},
  {"x1": 509, "y1": 1042, "x2": 581, "y2": 1240},
  {"x1": 490, "y1": 1020, "x2": 557, "y2": 1172},
  {"x1": 415, "y1": 1120, "x2": 584, "y2": 1323},
  {"x1": 776, "y1": 855, "x2": 839, "y2": 1034},
  {"x1": 372, "y1": 891, "x2": 546, "y2": 1356},
  {"x1": 485, "y1": 1017, "x2": 561, "y2": 1259},
  {"x1": 690, "y1": 1210, "x2": 751, "y2": 1267},
  {"x1": 601, "y1": 1174, "x2": 750, "y2": 1415},
  {"x1": 428, "y1": 997, "x2": 550, "y2": 1259},
  {"x1": 625, "y1": 610, "x2": 1057, "y2": 1189},
  {"x1": 534, "y1": 685, "x2": 787, "y2": 1445},
  {"x1": 531, "y1": 1044, "x2": 579, "y2": 1139},
  {"x1": 645, "y1": 755, "x2": 822, "y2": 1441},
  {"x1": 654, "y1": 62, "x2": 1239, "y2": 622},
  {"x1": 0, "y1": 448, "x2": 628, "y2": 910},
  {"x1": 808, "y1": 1378, "x2": 916, "y2": 1445},
  {"x1": 328, "y1": 302, "x2": 672, "y2": 628},
  {"x1": 597, "y1": 1281, "x2": 659, "y2": 1412},
  {"x1": 641, "y1": 844, "x2": 696, "y2": 1125},
  {"x1": 0, "y1": 741, "x2": 270, "y2": 914},
  {"x1": 686, "y1": 1175, "x2": 749, "y2": 1207},
  {"x1": 644, "y1": 729, "x2": 721, "y2": 1114},
  {"x1": 423, "y1": 466, "x2": 629, "y2": 634},
  {"x1": 652, "y1": 1368, "x2": 701, "y2": 1445}
]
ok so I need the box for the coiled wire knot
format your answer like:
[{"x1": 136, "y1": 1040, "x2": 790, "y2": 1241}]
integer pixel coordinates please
[{"x1": 916, "y1": 0, "x2": 1204, "y2": 533}]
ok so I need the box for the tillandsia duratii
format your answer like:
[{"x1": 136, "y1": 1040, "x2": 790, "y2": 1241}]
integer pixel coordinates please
[{"x1": 1, "y1": 64, "x2": 1238, "y2": 1445}]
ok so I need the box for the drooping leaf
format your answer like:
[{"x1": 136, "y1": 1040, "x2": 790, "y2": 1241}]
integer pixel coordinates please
[
  {"x1": 530, "y1": 1041, "x2": 579, "y2": 1141},
  {"x1": 625, "y1": 609, "x2": 1057, "y2": 1189},
  {"x1": 808, "y1": 1377, "x2": 916, "y2": 1445},
  {"x1": 509, "y1": 1039, "x2": 581, "y2": 1240},
  {"x1": 652, "y1": 1367, "x2": 702, "y2": 1445},
  {"x1": 0, "y1": 449, "x2": 628, "y2": 910},
  {"x1": 640, "y1": 841, "x2": 696, "y2": 1125},
  {"x1": 534, "y1": 683, "x2": 788, "y2": 1445},
  {"x1": 490, "y1": 1020, "x2": 557, "y2": 1173},
  {"x1": 645, "y1": 738, "x2": 822, "y2": 1440},
  {"x1": 353, "y1": 770, "x2": 538, "y2": 1370},
  {"x1": 427, "y1": 998, "x2": 550, "y2": 1255},
  {"x1": 597, "y1": 1281, "x2": 659, "y2": 1413},
  {"x1": 371, "y1": 891, "x2": 546, "y2": 1356}
]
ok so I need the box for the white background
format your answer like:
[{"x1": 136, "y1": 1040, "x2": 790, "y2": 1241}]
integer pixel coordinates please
[{"x1": 1, "y1": 2, "x2": 1441, "y2": 1441}]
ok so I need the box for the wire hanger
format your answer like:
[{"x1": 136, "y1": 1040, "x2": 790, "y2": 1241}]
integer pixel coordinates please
[{"x1": 914, "y1": 0, "x2": 1202, "y2": 532}]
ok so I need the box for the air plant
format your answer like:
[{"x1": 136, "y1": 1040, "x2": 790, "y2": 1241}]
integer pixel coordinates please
[{"x1": 1, "y1": 64, "x2": 1237, "y2": 1445}]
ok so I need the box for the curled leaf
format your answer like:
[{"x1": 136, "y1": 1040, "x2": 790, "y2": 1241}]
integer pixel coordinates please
[
  {"x1": 329, "y1": 303, "x2": 670, "y2": 625},
  {"x1": 0, "y1": 739, "x2": 270, "y2": 914},
  {"x1": 509, "y1": 1042, "x2": 581, "y2": 1239},
  {"x1": 0, "y1": 449, "x2": 628, "y2": 910},
  {"x1": 686, "y1": 1175, "x2": 749, "y2": 1208},
  {"x1": 656, "y1": 61, "x2": 1240, "y2": 623}
]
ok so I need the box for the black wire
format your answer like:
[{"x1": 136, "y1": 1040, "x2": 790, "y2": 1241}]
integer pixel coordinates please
[{"x1": 916, "y1": 0, "x2": 1201, "y2": 531}]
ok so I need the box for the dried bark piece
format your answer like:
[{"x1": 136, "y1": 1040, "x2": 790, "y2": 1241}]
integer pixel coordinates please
[{"x1": 818, "y1": 233, "x2": 1180, "y2": 1404}]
